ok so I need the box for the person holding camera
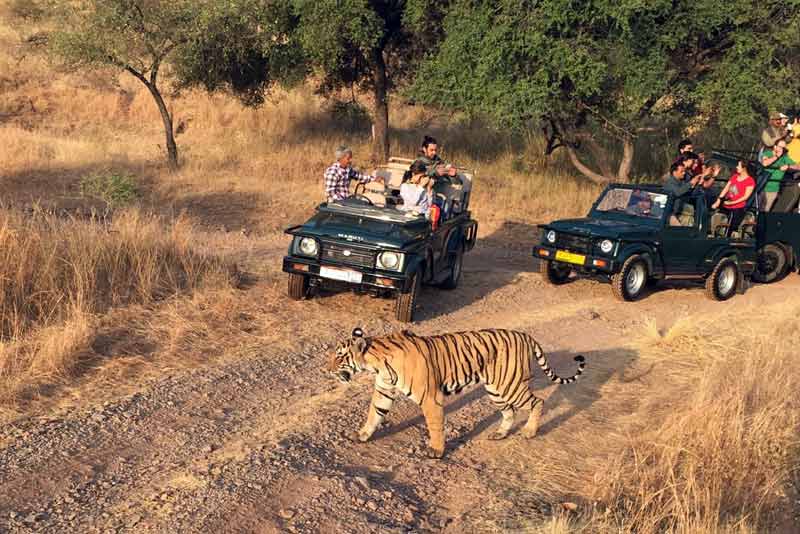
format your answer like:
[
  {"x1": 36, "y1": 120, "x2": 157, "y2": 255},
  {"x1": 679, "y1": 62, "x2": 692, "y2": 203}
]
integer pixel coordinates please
[{"x1": 760, "y1": 112, "x2": 790, "y2": 155}]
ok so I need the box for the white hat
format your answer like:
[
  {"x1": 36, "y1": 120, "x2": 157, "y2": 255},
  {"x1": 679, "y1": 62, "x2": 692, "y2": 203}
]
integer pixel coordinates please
[{"x1": 779, "y1": 112, "x2": 789, "y2": 119}]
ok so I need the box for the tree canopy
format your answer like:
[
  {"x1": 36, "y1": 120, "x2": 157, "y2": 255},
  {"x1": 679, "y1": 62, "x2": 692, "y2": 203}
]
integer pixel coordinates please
[
  {"x1": 49, "y1": 0, "x2": 301, "y2": 168},
  {"x1": 411, "y1": 0, "x2": 800, "y2": 183},
  {"x1": 292, "y1": 0, "x2": 448, "y2": 161}
]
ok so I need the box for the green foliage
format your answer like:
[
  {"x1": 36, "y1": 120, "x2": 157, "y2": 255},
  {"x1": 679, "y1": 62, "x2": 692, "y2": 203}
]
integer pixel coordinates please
[
  {"x1": 80, "y1": 171, "x2": 138, "y2": 207},
  {"x1": 409, "y1": 0, "x2": 800, "y2": 180},
  {"x1": 325, "y1": 99, "x2": 372, "y2": 131},
  {"x1": 172, "y1": 0, "x2": 305, "y2": 106}
]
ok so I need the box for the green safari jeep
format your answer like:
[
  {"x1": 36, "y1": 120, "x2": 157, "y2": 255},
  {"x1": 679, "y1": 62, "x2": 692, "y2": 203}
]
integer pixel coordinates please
[
  {"x1": 283, "y1": 158, "x2": 478, "y2": 322},
  {"x1": 533, "y1": 183, "x2": 758, "y2": 301}
]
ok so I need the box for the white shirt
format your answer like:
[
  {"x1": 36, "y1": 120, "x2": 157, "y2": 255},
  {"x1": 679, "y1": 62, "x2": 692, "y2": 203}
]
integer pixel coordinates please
[{"x1": 398, "y1": 183, "x2": 432, "y2": 216}]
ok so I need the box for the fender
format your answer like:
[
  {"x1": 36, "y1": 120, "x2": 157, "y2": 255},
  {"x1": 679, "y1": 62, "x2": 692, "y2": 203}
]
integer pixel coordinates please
[
  {"x1": 617, "y1": 243, "x2": 661, "y2": 277},
  {"x1": 703, "y1": 245, "x2": 748, "y2": 274},
  {"x1": 405, "y1": 252, "x2": 428, "y2": 281}
]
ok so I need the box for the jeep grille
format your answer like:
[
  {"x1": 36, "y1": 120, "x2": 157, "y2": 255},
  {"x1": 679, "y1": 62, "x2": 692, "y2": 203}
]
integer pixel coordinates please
[
  {"x1": 321, "y1": 243, "x2": 375, "y2": 268},
  {"x1": 556, "y1": 233, "x2": 591, "y2": 254}
]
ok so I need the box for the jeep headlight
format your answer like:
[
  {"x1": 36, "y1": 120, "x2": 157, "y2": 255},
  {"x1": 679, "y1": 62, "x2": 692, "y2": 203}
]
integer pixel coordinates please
[
  {"x1": 599, "y1": 239, "x2": 614, "y2": 254},
  {"x1": 545, "y1": 230, "x2": 557, "y2": 244},
  {"x1": 296, "y1": 237, "x2": 318, "y2": 257},
  {"x1": 377, "y1": 251, "x2": 404, "y2": 271}
]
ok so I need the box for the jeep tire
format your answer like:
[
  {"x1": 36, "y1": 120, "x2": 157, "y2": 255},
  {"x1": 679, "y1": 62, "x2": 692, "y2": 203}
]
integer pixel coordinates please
[
  {"x1": 440, "y1": 244, "x2": 464, "y2": 290},
  {"x1": 395, "y1": 272, "x2": 420, "y2": 323},
  {"x1": 752, "y1": 243, "x2": 788, "y2": 284},
  {"x1": 539, "y1": 259, "x2": 572, "y2": 285},
  {"x1": 612, "y1": 255, "x2": 648, "y2": 302},
  {"x1": 705, "y1": 257, "x2": 740, "y2": 301},
  {"x1": 287, "y1": 273, "x2": 310, "y2": 300}
]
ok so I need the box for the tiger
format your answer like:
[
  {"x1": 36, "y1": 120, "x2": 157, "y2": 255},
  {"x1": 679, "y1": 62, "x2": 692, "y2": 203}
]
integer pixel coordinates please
[{"x1": 328, "y1": 327, "x2": 586, "y2": 458}]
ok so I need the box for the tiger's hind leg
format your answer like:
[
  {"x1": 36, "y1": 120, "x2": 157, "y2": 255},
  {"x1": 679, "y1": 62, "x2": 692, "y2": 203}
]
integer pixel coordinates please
[
  {"x1": 487, "y1": 408, "x2": 515, "y2": 440},
  {"x1": 520, "y1": 397, "x2": 544, "y2": 439},
  {"x1": 350, "y1": 381, "x2": 395, "y2": 443}
]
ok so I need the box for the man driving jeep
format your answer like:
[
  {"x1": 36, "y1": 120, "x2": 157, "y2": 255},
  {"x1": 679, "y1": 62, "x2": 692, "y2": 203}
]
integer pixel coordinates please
[{"x1": 323, "y1": 146, "x2": 383, "y2": 201}]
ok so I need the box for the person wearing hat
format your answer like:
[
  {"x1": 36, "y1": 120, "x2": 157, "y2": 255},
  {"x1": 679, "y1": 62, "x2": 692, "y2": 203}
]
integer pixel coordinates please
[
  {"x1": 761, "y1": 111, "x2": 789, "y2": 152},
  {"x1": 399, "y1": 161, "x2": 434, "y2": 216},
  {"x1": 761, "y1": 139, "x2": 800, "y2": 211}
]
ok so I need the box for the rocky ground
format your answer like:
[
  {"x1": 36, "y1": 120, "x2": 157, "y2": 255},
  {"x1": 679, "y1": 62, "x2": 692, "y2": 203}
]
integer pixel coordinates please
[{"x1": 1, "y1": 235, "x2": 798, "y2": 533}]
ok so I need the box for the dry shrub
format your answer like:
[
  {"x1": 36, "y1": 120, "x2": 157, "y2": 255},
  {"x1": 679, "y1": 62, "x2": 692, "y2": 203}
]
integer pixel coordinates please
[
  {"x1": 593, "y1": 307, "x2": 800, "y2": 533},
  {"x1": 0, "y1": 208, "x2": 234, "y2": 402}
]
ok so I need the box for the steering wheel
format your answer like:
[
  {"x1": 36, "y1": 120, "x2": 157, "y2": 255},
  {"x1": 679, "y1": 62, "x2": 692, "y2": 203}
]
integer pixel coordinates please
[{"x1": 350, "y1": 182, "x2": 374, "y2": 206}]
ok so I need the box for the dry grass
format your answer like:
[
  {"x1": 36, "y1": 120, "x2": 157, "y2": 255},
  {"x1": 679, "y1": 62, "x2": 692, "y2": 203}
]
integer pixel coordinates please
[
  {"x1": 583, "y1": 305, "x2": 800, "y2": 533},
  {"x1": 0, "y1": 208, "x2": 234, "y2": 404}
]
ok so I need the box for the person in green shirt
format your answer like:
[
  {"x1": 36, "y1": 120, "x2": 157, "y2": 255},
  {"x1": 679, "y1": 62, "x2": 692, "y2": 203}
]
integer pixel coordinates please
[{"x1": 761, "y1": 139, "x2": 800, "y2": 211}]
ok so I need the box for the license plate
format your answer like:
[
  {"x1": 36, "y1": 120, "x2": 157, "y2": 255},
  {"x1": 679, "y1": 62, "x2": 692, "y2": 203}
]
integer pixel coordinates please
[
  {"x1": 555, "y1": 250, "x2": 586, "y2": 265},
  {"x1": 320, "y1": 266, "x2": 363, "y2": 283}
]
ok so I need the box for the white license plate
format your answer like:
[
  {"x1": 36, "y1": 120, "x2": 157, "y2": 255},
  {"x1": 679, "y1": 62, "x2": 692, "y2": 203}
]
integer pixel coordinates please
[{"x1": 320, "y1": 266, "x2": 363, "y2": 284}]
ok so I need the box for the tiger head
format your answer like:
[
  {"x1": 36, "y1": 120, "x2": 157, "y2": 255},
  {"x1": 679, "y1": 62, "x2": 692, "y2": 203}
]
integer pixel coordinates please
[{"x1": 328, "y1": 327, "x2": 369, "y2": 383}]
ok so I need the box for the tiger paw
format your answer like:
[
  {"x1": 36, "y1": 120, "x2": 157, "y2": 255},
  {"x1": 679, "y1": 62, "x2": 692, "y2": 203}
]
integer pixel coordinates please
[
  {"x1": 425, "y1": 446, "x2": 445, "y2": 459},
  {"x1": 346, "y1": 430, "x2": 371, "y2": 443},
  {"x1": 487, "y1": 431, "x2": 509, "y2": 441}
]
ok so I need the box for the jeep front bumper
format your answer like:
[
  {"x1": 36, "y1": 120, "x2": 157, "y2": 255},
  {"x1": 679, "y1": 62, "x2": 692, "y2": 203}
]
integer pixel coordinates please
[
  {"x1": 533, "y1": 245, "x2": 617, "y2": 273},
  {"x1": 283, "y1": 257, "x2": 414, "y2": 292}
]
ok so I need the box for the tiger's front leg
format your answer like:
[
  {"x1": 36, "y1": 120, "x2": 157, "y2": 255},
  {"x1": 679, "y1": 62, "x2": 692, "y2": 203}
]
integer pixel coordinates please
[{"x1": 351, "y1": 381, "x2": 395, "y2": 443}]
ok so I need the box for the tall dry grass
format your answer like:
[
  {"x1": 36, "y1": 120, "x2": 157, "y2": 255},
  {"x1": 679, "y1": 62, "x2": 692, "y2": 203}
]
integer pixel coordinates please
[
  {"x1": 0, "y1": 208, "x2": 234, "y2": 403},
  {"x1": 585, "y1": 307, "x2": 800, "y2": 533}
]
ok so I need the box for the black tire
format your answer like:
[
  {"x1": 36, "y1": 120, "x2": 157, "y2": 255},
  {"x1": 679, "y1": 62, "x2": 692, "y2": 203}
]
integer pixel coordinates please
[
  {"x1": 287, "y1": 273, "x2": 310, "y2": 300},
  {"x1": 705, "y1": 257, "x2": 740, "y2": 301},
  {"x1": 611, "y1": 255, "x2": 649, "y2": 302},
  {"x1": 539, "y1": 259, "x2": 572, "y2": 285},
  {"x1": 395, "y1": 272, "x2": 420, "y2": 323},
  {"x1": 440, "y1": 245, "x2": 464, "y2": 290},
  {"x1": 752, "y1": 243, "x2": 788, "y2": 284}
]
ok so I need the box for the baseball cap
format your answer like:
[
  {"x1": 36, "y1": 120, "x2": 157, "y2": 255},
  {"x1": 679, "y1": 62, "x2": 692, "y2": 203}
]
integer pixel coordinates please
[{"x1": 779, "y1": 112, "x2": 789, "y2": 119}]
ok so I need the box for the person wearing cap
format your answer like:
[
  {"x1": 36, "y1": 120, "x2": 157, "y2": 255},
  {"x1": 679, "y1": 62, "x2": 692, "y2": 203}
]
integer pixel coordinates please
[
  {"x1": 323, "y1": 146, "x2": 383, "y2": 201},
  {"x1": 399, "y1": 161, "x2": 434, "y2": 216},
  {"x1": 761, "y1": 139, "x2": 800, "y2": 211},
  {"x1": 761, "y1": 112, "x2": 789, "y2": 152}
]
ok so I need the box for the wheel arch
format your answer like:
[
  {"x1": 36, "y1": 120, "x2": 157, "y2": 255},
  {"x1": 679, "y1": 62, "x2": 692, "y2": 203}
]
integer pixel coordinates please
[{"x1": 617, "y1": 243, "x2": 659, "y2": 276}]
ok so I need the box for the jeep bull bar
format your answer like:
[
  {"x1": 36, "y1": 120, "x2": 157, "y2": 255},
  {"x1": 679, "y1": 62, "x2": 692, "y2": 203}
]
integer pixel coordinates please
[{"x1": 282, "y1": 256, "x2": 416, "y2": 292}]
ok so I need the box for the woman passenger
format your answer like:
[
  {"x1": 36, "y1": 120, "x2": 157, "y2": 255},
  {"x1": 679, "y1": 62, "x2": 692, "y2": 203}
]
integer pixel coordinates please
[
  {"x1": 712, "y1": 160, "x2": 756, "y2": 237},
  {"x1": 399, "y1": 161, "x2": 434, "y2": 216}
]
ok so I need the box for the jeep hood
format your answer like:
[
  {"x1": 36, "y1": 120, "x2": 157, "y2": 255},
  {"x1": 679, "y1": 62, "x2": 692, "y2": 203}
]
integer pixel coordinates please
[
  {"x1": 295, "y1": 212, "x2": 429, "y2": 248},
  {"x1": 546, "y1": 217, "x2": 659, "y2": 240}
]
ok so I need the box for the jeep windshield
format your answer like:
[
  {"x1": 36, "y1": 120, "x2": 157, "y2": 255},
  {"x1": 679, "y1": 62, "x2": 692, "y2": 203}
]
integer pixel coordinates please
[{"x1": 592, "y1": 187, "x2": 668, "y2": 222}]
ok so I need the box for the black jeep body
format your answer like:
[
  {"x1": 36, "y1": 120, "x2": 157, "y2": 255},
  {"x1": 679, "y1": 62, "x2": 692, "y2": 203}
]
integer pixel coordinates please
[
  {"x1": 533, "y1": 182, "x2": 758, "y2": 301},
  {"x1": 282, "y1": 160, "x2": 478, "y2": 322}
]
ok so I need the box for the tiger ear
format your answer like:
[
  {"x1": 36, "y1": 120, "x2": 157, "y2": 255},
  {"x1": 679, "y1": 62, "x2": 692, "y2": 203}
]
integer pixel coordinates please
[{"x1": 352, "y1": 327, "x2": 364, "y2": 338}]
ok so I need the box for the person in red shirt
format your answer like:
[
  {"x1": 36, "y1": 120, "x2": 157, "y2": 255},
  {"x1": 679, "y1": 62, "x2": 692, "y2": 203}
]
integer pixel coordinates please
[{"x1": 712, "y1": 160, "x2": 756, "y2": 237}]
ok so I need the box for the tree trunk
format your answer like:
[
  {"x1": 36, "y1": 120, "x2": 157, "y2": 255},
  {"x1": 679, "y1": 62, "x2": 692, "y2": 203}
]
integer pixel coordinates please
[
  {"x1": 370, "y1": 48, "x2": 390, "y2": 163},
  {"x1": 616, "y1": 135, "x2": 634, "y2": 182},
  {"x1": 564, "y1": 144, "x2": 613, "y2": 185},
  {"x1": 125, "y1": 66, "x2": 179, "y2": 170},
  {"x1": 146, "y1": 83, "x2": 179, "y2": 170}
]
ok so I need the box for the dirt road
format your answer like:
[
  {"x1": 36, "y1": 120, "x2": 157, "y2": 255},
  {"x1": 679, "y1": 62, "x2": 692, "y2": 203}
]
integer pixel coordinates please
[{"x1": 1, "y1": 234, "x2": 797, "y2": 533}]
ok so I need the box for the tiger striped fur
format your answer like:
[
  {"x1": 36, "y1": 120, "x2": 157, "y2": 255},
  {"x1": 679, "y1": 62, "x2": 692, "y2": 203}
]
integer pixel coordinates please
[{"x1": 327, "y1": 327, "x2": 586, "y2": 458}]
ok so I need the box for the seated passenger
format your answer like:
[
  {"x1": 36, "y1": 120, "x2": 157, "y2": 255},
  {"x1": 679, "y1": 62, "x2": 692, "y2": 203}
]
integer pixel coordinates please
[
  {"x1": 697, "y1": 161, "x2": 722, "y2": 209},
  {"x1": 626, "y1": 191, "x2": 654, "y2": 216},
  {"x1": 398, "y1": 162, "x2": 433, "y2": 216},
  {"x1": 664, "y1": 161, "x2": 702, "y2": 225},
  {"x1": 414, "y1": 135, "x2": 461, "y2": 185},
  {"x1": 712, "y1": 160, "x2": 756, "y2": 237}
]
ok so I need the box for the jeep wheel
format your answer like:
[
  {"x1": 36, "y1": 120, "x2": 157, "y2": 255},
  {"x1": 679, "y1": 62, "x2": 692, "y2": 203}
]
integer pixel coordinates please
[
  {"x1": 612, "y1": 255, "x2": 648, "y2": 302},
  {"x1": 752, "y1": 244, "x2": 788, "y2": 284},
  {"x1": 705, "y1": 257, "x2": 739, "y2": 301},
  {"x1": 539, "y1": 259, "x2": 572, "y2": 285},
  {"x1": 287, "y1": 273, "x2": 310, "y2": 300},
  {"x1": 395, "y1": 272, "x2": 420, "y2": 323},
  {"x1": 440, "y1": 245, "x2": 464, "y2": 290}
]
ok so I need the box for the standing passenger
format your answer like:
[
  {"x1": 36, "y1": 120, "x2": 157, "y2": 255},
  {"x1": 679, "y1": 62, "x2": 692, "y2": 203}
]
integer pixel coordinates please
[{"x1": 712, "y1": 161, "x2": 756, "y2": 237}]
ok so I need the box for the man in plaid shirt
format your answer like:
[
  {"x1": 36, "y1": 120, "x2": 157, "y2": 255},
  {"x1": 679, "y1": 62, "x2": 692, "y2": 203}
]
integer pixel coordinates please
[{"x1": 324, "y1": 146, "x2": 383, "y2": 201}]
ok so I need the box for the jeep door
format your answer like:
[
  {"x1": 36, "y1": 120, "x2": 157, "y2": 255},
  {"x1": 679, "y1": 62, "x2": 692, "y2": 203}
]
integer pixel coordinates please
[{"x1": 660, "y1": 196, "x2": 709, "y2": 274}]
